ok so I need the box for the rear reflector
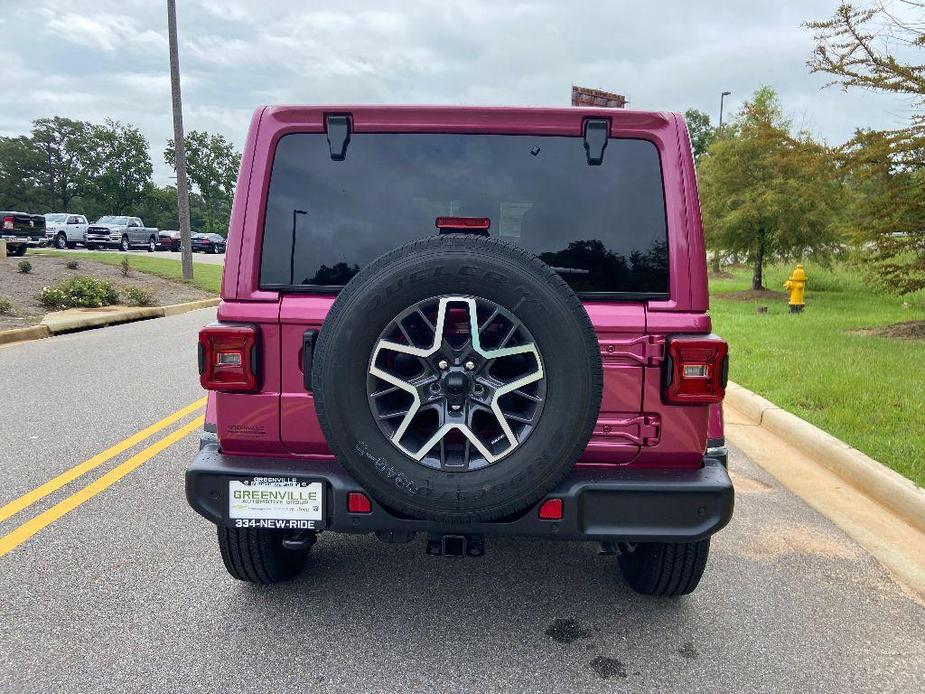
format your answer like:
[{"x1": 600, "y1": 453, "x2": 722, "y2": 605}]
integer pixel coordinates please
[
  {"x1": 198, "y1": 324, "x2": 259, "y2": 393},
  {"x1": 538, "y1": 498, "x2": 563, "y2": 520},
  {"x1": 347, "y1": 492, "x2": 372, "y2": 514},
  {"x1": 435, "y1": 216, "x2": 490, "y2": 231},
  {"x1": 664, "y1": 335, "x2": 728, "y2": 405}
]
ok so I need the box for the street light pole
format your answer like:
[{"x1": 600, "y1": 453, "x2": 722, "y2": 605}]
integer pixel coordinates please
[
  {"x1": 719, "y1": 91, "x2": 731, "y2": 128},
  {"x1": 290, "y1": 210, "x2": 307, "y2": 285},
  {"x1": 167, "y1": 0, "x2": 194, "y2": 282}
]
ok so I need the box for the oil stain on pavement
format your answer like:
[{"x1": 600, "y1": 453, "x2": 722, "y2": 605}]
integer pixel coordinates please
[
  {"x1": 545, "y1": 618, "x2": 591, "y2": 644},
  {"x1": 590, "y1": 656, "x2": 628, "y2": 679}
]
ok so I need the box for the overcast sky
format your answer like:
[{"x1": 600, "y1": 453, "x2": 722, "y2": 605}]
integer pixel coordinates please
[{"x1": 1, "y1": 0, "x2": 916, "y2": 184}]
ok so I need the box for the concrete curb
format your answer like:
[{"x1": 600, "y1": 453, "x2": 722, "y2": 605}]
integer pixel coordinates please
[
  {"x1": 0, "y1": 324, "x2": 51, "y2": 345},
  {"x1": 725, "y1": 381, "x2": 925, "y2": 535},
  {"x1": 0, "y1": 297, "x2": 219, "y2": 345}
]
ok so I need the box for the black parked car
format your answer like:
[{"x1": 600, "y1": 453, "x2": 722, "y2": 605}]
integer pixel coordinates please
[
  {"x1": 1, "y1": 211, "x2": 45, "y2": 256},
  {"x1": 191, "y1": 233, "x2": 226, "y2": 254}
]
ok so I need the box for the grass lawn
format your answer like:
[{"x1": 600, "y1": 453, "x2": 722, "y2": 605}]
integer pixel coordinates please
[
  {"x1": 33, "y1": 250, "x2": 222, "y2": 294},
  {"x1": 710, "y1": 263, "x2": 925, "y2": 487}
]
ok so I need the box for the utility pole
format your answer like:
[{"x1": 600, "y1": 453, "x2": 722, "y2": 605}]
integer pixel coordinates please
[
  {"x1": 46, "y1": 145, "x2": 56, "y2": 211},
  {"x1": 719, "y1": 91, "x2": 731, "y2": 128},
  {"x1": 167, "y1": 0, "x2": 193, "y2": 282}
]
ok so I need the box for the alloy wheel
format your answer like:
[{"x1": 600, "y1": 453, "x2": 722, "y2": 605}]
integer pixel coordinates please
[{"x1": 366, "y1": 295, "x2": 546, "y2": 471}]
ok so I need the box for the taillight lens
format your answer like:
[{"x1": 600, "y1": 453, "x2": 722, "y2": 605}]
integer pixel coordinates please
[
  {"x1": 198, "y1": 324, "x2": 259, "y2": 392},
  {"x1": 3, "y1": 216, "x2": 13, "y2": 230},
  {"x1": 663, "y1": 336, "x2": 728, "y2": 405}
]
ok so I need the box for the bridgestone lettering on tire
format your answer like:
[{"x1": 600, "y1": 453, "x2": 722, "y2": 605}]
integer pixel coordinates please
[{"x1": 312, "y1": 234, "x2": 603, "y2": 523}]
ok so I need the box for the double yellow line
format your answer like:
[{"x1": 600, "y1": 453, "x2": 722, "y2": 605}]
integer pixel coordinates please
[{"x1": 0, "y1": 397, "x2": 207, "y2": 557}]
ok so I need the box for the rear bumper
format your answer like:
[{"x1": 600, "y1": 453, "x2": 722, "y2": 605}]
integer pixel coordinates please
[
  {"x1": 186, "y1": 441, "x2": 734, "y2": 543},
  {"x1": 1, "y1": 234, "x2": 44, "y2": 247}
]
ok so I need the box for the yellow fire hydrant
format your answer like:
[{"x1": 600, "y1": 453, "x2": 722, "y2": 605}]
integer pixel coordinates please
[{"x1": 784, "y1": 263, "x2": 807, "y2": 313}]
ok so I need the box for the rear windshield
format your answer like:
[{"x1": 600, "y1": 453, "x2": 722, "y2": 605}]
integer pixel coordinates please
[{"x1": 259, "y1": 133, "x2": 669, "y2": 297}]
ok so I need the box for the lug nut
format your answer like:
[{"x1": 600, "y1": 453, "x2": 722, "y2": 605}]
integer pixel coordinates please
[
  {"x1": 464, "y1": 360, "x2": 476, "y2": 371},
  {"x1": 437, "y1": 359, "x2": 449, "y2": 370},
  {"x1": 451, "y1": 404, "x2": 461, "y2": 411},
  {"x1": 429, "y1": 383, "x2": 441, "y2": 394},
  {"x1": 472, "y1": 384, "x2": 484, "y2": 395}
]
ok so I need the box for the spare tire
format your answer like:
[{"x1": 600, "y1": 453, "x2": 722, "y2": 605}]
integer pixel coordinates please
[{"x1": 312, "y1": 234, "x2": 602, "y2": 523}]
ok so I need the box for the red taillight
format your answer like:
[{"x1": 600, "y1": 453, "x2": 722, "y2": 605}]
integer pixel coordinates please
[
  {"x1": 538, "y1": 498, "x2": 563, "y2": 520},
  {"x1": 435, "y1": 216, "x2": 491, "y2": 231},
  {"x1": 347, "y1": 492, "x2": 372, "y2": 514},
  {"x1": 198, "y1": 324, "x2": 259, "y2": 392},
  {"x1": 3, "y1": 216, "x2": 13, "y2": 230},
  {"x1": 663, "y1": 336, "x2": 728, "y2": 405}
]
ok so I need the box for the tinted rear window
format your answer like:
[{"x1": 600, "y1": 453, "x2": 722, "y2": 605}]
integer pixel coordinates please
[{"x1": 260, "y1": 133, "x2": 668, "y2": 296}]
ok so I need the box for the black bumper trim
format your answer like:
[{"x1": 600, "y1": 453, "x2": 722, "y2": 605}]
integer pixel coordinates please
[{"x1": 186, "y1": 444, "x2": 734, "y2": 543}]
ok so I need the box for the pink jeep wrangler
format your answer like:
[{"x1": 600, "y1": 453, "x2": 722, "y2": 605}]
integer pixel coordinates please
[{"x1": 188, "y1": 106, "x2": 733, "y2": 596}]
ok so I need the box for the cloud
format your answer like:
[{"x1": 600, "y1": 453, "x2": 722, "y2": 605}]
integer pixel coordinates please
[
  {"x1": 41, "y1": 9, "x2": 165, "y2": 54},
  {"x1": 2, "y1": 0, "x2": 918, "y2": 185}
]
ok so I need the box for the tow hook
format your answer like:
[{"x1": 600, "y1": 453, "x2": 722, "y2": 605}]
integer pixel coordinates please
[{"x1": 426, "y1": 534, "x2": 485, "y2": 557}]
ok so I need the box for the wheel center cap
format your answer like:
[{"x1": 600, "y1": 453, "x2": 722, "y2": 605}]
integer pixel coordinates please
[{"x1": 443, "y1": 370, "x2": 468, "y2": 396}]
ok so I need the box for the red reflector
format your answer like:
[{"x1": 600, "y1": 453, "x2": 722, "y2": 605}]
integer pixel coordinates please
[
  {"x1": 347, "y1": 492, "x2": 372, "y2": 514},
  {"x1": 435, "y1": 216, "x2": 491, "y2": 231},
  {"x1": 198, "y1": 324, "x2": 259, "y2": 393},
  {"x1": 538, "y1": 498, "x2": 563, "y2": 520},
  {"x1": 2, "y1": 216, "x2": 13, "y2": 230},
  {"x1": 664, "y1": 336, "x2": 728, "y2": 405}
]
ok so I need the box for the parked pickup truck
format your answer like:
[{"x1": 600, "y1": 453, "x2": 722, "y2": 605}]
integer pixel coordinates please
[
  {"x1": 2, "y1": 211, "x2": 46, "y2": 256},
  {"x1": 84, "y1": 216, "x2": 159, "y2": 252},
  {"x1": 44, "y1": 213, "x2": 89, "y2": 249}
]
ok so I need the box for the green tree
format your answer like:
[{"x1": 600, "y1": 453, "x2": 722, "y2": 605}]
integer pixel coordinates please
[
  {"x1": 88, "y1": 120, "x2": 153, "y2": 215},
  {"x1": 806, "y1": 3, "x2": 925, "y2": 292},
  {"x1": 30, "y1": 117, "x2": 97, "y2": 211},
  {"x1": 699, "y1": 87, "x2": 843, "y2": 289},
  {"x1": 135, "y1": 184, "x2": 207, "y2": 231},
  {"x1": 165, "y1": 130, "x2": 240, "y2": 234},
  {"x1": 0, "y1": 136, "x2": 46, "y2": 211},
  {"x1": 684, "y1": 108, "x2": 715, "y2": 161}
]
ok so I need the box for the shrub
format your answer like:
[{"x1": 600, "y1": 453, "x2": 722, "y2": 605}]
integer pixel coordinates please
[
  {"x1": 18, "y1": 260, "x2": 32, "y2": 274},
  {"x1": 0, "y1": 297, "x2": 14, "y2": 315},
  {"x1": 39, "y1": 276, "x2": 119, "y2": 309},
  {"x1": 65, "y1": 260, "x2": 79, "y2": 270},
  {"x1": 124, "y1": 286, "x2": 155, "y2": 307},
  {"x1": 120, "y1": 256, "x2": 130, "y2": 277}
]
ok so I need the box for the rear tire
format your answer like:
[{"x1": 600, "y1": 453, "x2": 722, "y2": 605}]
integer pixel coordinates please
[
  {"x1": 618, "y1": 539, "x2": 710, "y2": 596},
  {"x1": 217, "y1": 525, "x2": 311, "y2": 584},
  {"x1": 148, "y1": 236, "x2": 156, "y2": 253},
  {"x1": 9, "y1": 245, "x2": 27, "y2": 257}
]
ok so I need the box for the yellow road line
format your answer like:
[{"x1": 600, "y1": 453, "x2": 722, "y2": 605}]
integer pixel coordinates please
[
  {"x1": 0, "y1": 397, "x2": 206, "y2": 523},
  {"x1": 0, "y1": 415, "x2": 205, "y2": 557}
]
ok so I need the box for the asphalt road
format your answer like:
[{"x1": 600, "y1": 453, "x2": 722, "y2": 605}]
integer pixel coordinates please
[{"x1": 1, "y1": 310, "x2": 923, "y2": 693}]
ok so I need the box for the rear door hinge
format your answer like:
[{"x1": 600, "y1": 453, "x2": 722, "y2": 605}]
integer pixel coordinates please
[
  {"x1": 595, "y1": 414, "x2": 661, "y2": 446},
  {"x1": 644, "y1": 335, "x2": 665, "y2": 366}
]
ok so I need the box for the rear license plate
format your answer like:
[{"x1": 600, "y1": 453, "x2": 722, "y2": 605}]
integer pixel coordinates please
[{"x1": 228, "y1": 478, "x2": 323, "y2": 530}]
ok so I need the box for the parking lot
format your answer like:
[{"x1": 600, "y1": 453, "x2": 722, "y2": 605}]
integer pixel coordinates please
[
  {"x1": 40, "y1": 246, "x2": 226, "y2": 266},
  {"x1": 1, "y1": 309, "x2": 923, "y2": 693}
]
